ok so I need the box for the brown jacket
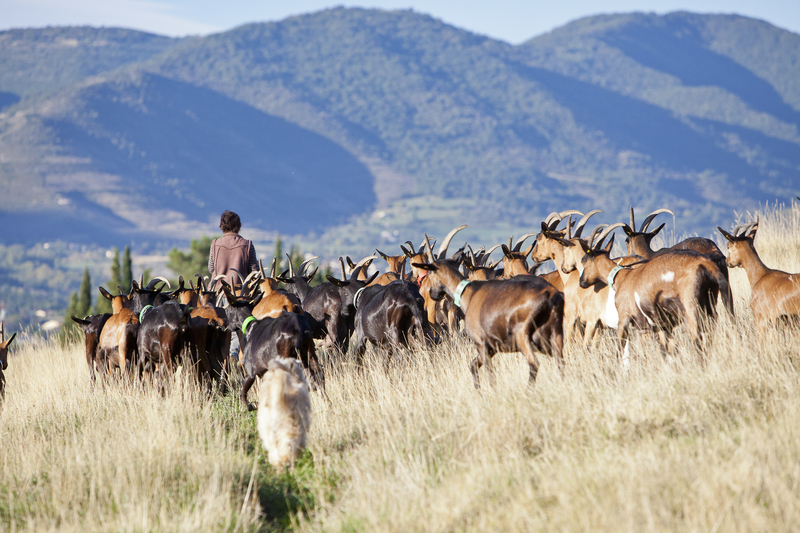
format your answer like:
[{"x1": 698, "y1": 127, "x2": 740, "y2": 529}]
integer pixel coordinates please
[{"x1": 209, "y1": 233, "x2": 257, "y2": 289}]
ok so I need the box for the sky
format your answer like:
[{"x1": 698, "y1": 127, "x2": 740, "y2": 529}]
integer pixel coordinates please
[{"x1": 3, "y1": 0, "x2": 799, "y2": 43}]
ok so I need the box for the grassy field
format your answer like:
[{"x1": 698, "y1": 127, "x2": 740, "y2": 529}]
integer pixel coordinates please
[{"x1": 3, "y1": 203, "x2": 800, "y2": 532}]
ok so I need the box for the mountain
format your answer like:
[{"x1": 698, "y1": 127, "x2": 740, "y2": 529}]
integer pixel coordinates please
[{"x1": 0, "y1": 9, "x2": 798, "y2": 251}]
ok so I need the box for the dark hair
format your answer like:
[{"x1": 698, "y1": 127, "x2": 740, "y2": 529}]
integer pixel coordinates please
[{"x1": 219, "y1": 210, "x2": 242, "y2": 233}]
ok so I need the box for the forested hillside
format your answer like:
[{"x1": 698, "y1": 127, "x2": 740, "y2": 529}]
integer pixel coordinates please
[{"x1": 0, "y1": 8, "x2": 797, "y2": 250}]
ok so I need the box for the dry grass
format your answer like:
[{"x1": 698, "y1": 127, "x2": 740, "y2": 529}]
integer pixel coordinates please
[{"x1": 4, "y1": 202, "x2": 800, "y2": 532}]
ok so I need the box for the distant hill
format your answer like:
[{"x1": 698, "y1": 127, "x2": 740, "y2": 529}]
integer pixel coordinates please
[{"x1": 0, "y1": 9, "x2": 798, "y2": 251}]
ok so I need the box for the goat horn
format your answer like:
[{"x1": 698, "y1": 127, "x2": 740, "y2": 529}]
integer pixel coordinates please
[
  {"x1": 242, "y1": 270, "x2": 260, "y2": 288},
  {"x1": 353, "y1": 255, "x2": 377, "y2": 271},
  {"x1": 573, "y1": 209, "x2": 603, "y2": 238},
  {"x1": 485, "y1": 243, "x2": 502, "y2": 258},
  {"x1": 513, "y1": 233, "x2": 536, "y2": 252},
  {"x1": 641, "y1": 208, "x2": 674, "y2": 232},
  {"x1": 587, "y1": 224, "x2": 608, "y2": 249},
  {"x1": 145, "y1": 276, "x2": 170, "y2": 290},
  {"x1": 286, "y1": 253, "x2": 294, "y2": 278},
  {"x1": 259, "y1": 259, "x2": 266, "y2": 278},
  {"x1": 339, "y1": 257, "x2": 347, "y2": 279},
  {"x1": 229, "y1": 268, "x2": 245, "y2": 286},
  {"x1": 270, "y1": 257, "x2": 277, "y2": 278},
  {"x1": 558, "y1": 209, "x2": 583, "y2": 220},
  {"x1": 566, "y1": 216, "x2": 575, "y2": 240},
  {"x1": 424, "y1": 234, "x2": 435, "y2": 263},
  {"x1": 299, "y1": 257, "x2": 318, "y2": 276},
  {"x1": 436, "y1": 225, "x2": 468, "y2": 260},
  {"x1": 630, "y1": 206, "x2": 636, "y2": 232},
  {"x1": 595, "y1": 223, "x2": 626, "y2": 249}
]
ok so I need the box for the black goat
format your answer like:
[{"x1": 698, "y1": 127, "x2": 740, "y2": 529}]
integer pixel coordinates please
[
  {"x1": 71, "y1": 313, "x2": 111, "y2": 384},
  {"x1": 137, "y1": 301, "x2": 195, "y2": 379},
  {"x1": 353, "y1": 280, "x2": 427, "y2": 362},
  {"x1": 225, "y1": 293, "x2": 323, "y2": 411}
]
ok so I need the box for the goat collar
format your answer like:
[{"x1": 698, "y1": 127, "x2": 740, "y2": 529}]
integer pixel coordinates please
[
  {"x1": 242, "y1": 315, "x2": 256, "y2": 335},
  {"x1": 607, "y1": 265, "x2": 625, "y2": 292},
  {"x1": 353, "y1": 287, "x2": 367, "y2": 310},
  {"x1": 139, "y1": 305, "x2": 154, "y2": 322},
  {"x1": 453, "y1": 279, "x2": 471, "y2": 308}
]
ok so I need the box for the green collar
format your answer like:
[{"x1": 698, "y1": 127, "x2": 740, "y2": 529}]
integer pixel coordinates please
[
  {"x1": 139, "y1": 305, "x2": 153, "y2": 322},
  {"x1": 242, "y1": 315, "x2": 257, "y2": 335},
  {"x1": 607, "y1": 265, "x2": 625, "y2": 292},
  {"x1": 453, "y1": 279, "x2": 471, "y2": 308}
]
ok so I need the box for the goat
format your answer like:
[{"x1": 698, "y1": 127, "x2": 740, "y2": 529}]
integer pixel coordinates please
[
  {"x1": 372, "y1": 249, "x2": 406, "y2": 286},
  {"x1": 71, "y1": 313, "x2": 111, "y2": 384},
  {"x1": 96, "y1": 285, "x2": 141, "y2": 377},
  {"x1": 137, "y1": 300, "x2": 194, "y2": 379},
  {"x1": 281, "y1": 255, "x2": 377, "y2": 352},
  {"x1": 578, "y1": 236, "x2": 725, "y2": 362},
  {"x1": 624, "y1": 207, "x2": 733, "y2": 315},
  {"x1": 252, "y1": 259, "x2": 303, "y2": 319},
  {"x1": 257, "y1": 356, "x2": 312, "y2": 469},
  {"x1": 224, "y1": 291, "x2": 322, "y2": 411},
  {"x1": 463, "y1": 245, "x2": 501, "y2": 281},
  {"x1": 413, "y1": 226, "x2": 564, "y2": 389},
  {"x1": 499, "y1": 234, "x2": 536, "y2": 278},
  {"x1": 719, "y1": 221, "x2": 800, "y2": 331},
  {"x1": 0, "y1": 322, "x2": 17, "y2": 400},
  {"x1": 353, "y1": 279, "x2": 427, "y2": 363}
]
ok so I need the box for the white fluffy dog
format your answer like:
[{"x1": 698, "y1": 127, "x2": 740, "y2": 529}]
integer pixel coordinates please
[{"x1": 257, "y1": 357, "x2": 312, "y2": 468}]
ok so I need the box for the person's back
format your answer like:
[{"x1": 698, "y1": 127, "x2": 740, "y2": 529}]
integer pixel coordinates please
[{"x1": 209, "y1": 210, "x2": 258, "y2": 291}]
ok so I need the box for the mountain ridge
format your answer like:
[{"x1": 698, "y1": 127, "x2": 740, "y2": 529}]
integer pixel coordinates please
[{"x1": 0, "y1": 9, "x2": 797, "y2": 252}]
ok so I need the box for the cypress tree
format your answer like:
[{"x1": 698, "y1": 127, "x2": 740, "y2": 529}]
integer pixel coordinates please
[{"x1": 122, "y1": 246, "x2": 132, "y2": 293}]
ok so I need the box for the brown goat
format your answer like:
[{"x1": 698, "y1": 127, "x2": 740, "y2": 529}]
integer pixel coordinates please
[
  {"x1": 413, "y1": 226, "x2": 564, "y2": 388},
  {"x1": 71, "y1": 314, "x2": 111, "y2": 384},
  {"x1": 624, "y1": 207, "x2": 733, "y2": 315},
  {"x1": 96, "y1": 286, "x2": 139, "y2": 377},
  {"x1": 252, "y1": 259, "x2": 303, "y2": 319},
  {"x1": 499, "y1": 234, "x2": 536, "y2": 278},
  {"x1": 578, "y1": 238, "x2": 725, "y2": 363},
  {"x1": 372, "y1": 249, "x2": 407, "y2": 286},
  {"x1": 0, "y1": 322, "x2": 17, "y2": 399},
  {"x1": 719, "y1": 221, "x2": 800, "y2": 331}
]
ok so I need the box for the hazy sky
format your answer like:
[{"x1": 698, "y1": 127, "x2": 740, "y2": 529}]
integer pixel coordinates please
[{"x1": 4, "y1": 0, "x2": 799, "y2": 43}]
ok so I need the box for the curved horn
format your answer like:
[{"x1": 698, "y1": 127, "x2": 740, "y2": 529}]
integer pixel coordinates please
[
  {"x1": 513, "y1": 233, "x2": 537, "y2": 252},
  {"x1": 586, "y1": 224, "x2": 608, "y2": 249},
  {"x1": 641, "y1": 208, "x2": 675, "y2": 233},
  {"x1": 285, "y1": 253, "x2": 294, "y2": 278},
  {"x1": 242, "y1": 270, "x2": 260, "y2": 288},
  {"x1": 298, "y1": 256, "x2": 318, "y2": 276},
  {"x1": 595, "y1": 223, "x2": 626, "y2": 249},
  {"x1": 485, "y1": 243, "x2": 502, "y2": 259},
  {"x1": 229, "y1": 269, "x2": 244, "y2": 287},
  {"x1": 353, "y1": 255, "x2": 378, "y2": 271},
  {"x1": 544, "y1": 212, "x2": 561, "y2": 228},
  {"x1": 423, "y1": 233, "x2": 435, "y2": 263},
  {"x1": 211, "y1": 274, "x2": 228, "y2": 285},
  {"x1": 436, "y1": 225, "x2": 468, "y2": 260},
  {"x1": 734, "y1": 220, "x2": 758, "y2": 237},
  {"x1": 145, "y1": 276, "x2": 170, "y2": 290},
  {"x1": 573, "y1": 209, "x2": 603, "y2": 238}
]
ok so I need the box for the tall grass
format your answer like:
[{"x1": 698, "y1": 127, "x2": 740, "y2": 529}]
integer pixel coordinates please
[{"x1": 3, "y1": 202, "x2": 800, "y2": 531}]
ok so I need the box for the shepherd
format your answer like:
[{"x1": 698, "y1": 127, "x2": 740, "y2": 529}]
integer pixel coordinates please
[{"x1": 209, "y1": 210, "x2": 259, "y2": 359}]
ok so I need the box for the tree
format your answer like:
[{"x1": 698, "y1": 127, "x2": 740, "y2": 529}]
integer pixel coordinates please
[
  {"x1": 78, "y1": 268, "x2": 92, "y2": 317},
  {"x1": 61, "y1": 291, "x2": 80, "y2": 336},
  {"x1": 122, "y1": 246, "x2": 132, "y2": 293},
  {"x1": 167, "y1": 236, "x2": 213, "y2": 283}
]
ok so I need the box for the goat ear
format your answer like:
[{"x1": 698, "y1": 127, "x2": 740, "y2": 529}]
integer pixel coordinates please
[
  {"x1": 501, "y1": 244, "x2": 512, "y2": 258},
  {"x1": 326, "y1": 275, "x2": 349, "y2": 287},
  {"x1": 649, "y1": 223, "x2": 665, "y2": 237},
  {"x1": 346, "y1": 256, "x2": 356, "y2": 269},
  {"x1": 622, "y1": 224, "x2": 634, "y2": 236},
  {"x1": 411, "y1": 262, "x2": 437, "y2": 271},
  {"x1": 3, "y1": 332, "x2": 15, "y2": 347},
  {"x1": 580, "y1": 241, "x2": 593, "y2": 255},
  {"x1": 718, "y1": 227, "x2": 733, "y2": 242},
  {"x1": 400, "y1": 245, "x2": 412, "y2": 257},
  {"x1": 99, "y1": 287, "x2": 113, "y2": 301},
  {"x1": 71, "y1": 316, "x2": 91, "y2": 326},
  {"x1": 540, "y1": 222, "x2": 549, "y2": 233},
  {"x1": 376, "y1": 249, "x2": 389, "y2": 261}
]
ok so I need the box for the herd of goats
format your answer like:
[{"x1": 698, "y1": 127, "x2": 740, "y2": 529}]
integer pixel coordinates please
[{"x1": 0, "y1": 207, "x2": 795, "y2": 413}]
